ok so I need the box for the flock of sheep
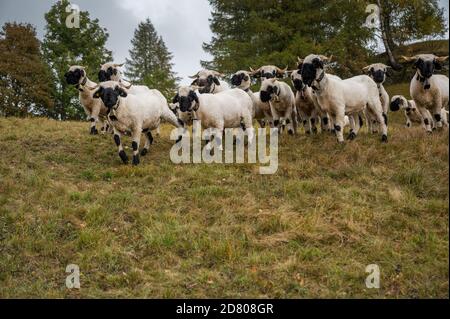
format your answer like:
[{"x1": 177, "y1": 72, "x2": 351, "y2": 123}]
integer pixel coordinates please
[{"x1": 64, "y1": 53, "x2": 449, "y2": 166}]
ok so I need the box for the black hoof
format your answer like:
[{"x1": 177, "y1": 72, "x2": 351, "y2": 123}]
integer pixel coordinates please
[
  {"x1": 381, "y1": 135, "x2": 388, "y2": 143},
  {"x1": 288, "y1": 129, "x2": 294, "y2": 136},
  {"x1": 141, "y1": 148, "x2": 149, "y2": 156},
  {"x1": 427, "y1": 131, "x2": 433, "y2": 135},
  {"x1": 119, "y1": 150, "x2": 129, "y2": 164},
  {"x1": 347, "y1": 132, "x2": 356, "y2": 140},
  {"x1": 90, "y1": 127, "x2": 99, "y2": 135},
  {"x1": 132, "y1": 155, "x2": 140, "y2": 166},
  {"x1": 312, "y1": 128, "x2": 318, "y2": 134}
]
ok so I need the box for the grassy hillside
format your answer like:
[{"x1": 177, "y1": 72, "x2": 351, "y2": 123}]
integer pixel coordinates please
[{"x1": 0, "y1": 113, "x2": 448, "y2": 298}]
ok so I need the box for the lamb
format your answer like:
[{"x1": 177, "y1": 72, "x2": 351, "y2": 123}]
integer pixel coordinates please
[
  {"x1": 259, "y1": 78, "x2": 298, "y2": 135},
  {"x1": 64, "y1": 66, "x2": 109, "y2": 135},
  {"x1": 99, "y1": 62, "x2": 160, "y2": 135},
  {"x1": 249, "y1": 65, "x2": 287, "y2": 80},
  {"x1": 90, "y1": 81, "x2": 181, "y2": 165},
  {"x1": 189, "y1": 70, "x2": 230, "y2": 94},
  {"x1": 362, "y1": 63, "x2": 391, "y2": 133},
  {"x1": 289, "y1": 68, "x2": 332, "y2": 134},
  {"x1": 401, "y1": 54, "x2": 449, "y2": 133},
  {"x1": 300, "y1": 54, "x2": 388, "y2": 143},
  {"x1": 172, "y1": 86, "x2": 254, "y2": 150},
  {"x1": 231, "y1": 70, "x2": 273, "y2": 127},
  {"x1": 390, "y1": 95, "x2": 448, "y2": 130}
]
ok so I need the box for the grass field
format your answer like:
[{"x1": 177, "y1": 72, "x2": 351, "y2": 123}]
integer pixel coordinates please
[{"x1": 0, "y1": 84, "x2": 448, "y2": 298}]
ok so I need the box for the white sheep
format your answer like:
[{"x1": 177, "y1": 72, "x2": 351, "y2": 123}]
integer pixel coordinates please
[
  {"x1": 90, "y1": 81, "x2": 181, "y2": 165},
  {"x1": 64, "y1": 66, "x2": 109, "y2": 135},
  {"x1": 173, "y1": 86, "x2": 254, "y2": 150},
  {"x1": 401, "y1": 54, "x2": 449, "y2": 133},
  {"x1": 189, "y1": 70, "x2": 230, "y2": 94},
  {"x1": 362, "y1": 63, "x2": 391, "y2": 134},
  {"x1": 99, "y1": 62, "x2": 161, "y2": 135},
  {"x1": 289, "y1": 68, "x2": 335, "y2": 134},
  {"x1": 259, "y1": 78, "x2": 298, "y2": 135},
  {"x1": 390, "y1": 95, "x2": 448, "y2": 130},
  {"x1": 300, "y1": 54, "x2": 388, "y2": 143},
  {"x1": 231, "y1": 70, "x2": 273, "y2": 127}
]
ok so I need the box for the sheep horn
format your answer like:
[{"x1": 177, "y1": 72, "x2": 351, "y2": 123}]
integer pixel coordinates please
[
  {"x1": 249, "y1": 67, "x2": 261, "y2": 76},
  {"x1": 119, "y1": 80, "x2": 132, "y2": 90},
  {"x1": 189, "y1": 71, "x2": 200, "y2": 79},
  {"x1": 435, "y1": 56, "x2": 449, "y2": 63},
  {"x1": 88, "y1": 84, "x2": 100, "y2": 91},
  {"x1": 114, "y1": 63, "x2": 125, "y2": 68},
  {"x1": 401, "y1": 56, "x2": 418, "y2": 63}
]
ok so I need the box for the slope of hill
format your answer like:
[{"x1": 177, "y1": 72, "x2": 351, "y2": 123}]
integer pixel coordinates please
[{"x1": 0, "y1": 114, "x2": 448, "y2": 298}]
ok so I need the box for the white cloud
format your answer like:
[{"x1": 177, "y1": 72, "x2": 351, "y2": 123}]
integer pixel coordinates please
[{"x1": 115, "y1": 0, "x2": 213, "y2": 84}]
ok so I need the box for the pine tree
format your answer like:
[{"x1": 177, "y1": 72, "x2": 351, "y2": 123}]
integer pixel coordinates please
[
  {"x1": 125, "y1": 19, "x2": 179, "y2": 98},
  {"x1": 202, "y1": 0, "x2": 373, "y2": 78},
  {"x1": 202, "y1": 0, "x2": 447, "y2": 77},
  {"x1": 42, "y1": 0, "x2": 112, "y2": 120},
  {"x1": 0, "y1": 23, "x2": 54, "y2": 117}
]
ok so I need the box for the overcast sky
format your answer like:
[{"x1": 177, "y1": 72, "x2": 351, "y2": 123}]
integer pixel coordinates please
[{"x1": 0, "y1": 0, "x2": 448, "y2": 85}]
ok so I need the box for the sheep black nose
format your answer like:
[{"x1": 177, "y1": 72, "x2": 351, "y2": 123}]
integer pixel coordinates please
[{"x1": 390, "y1": 100, "x2": 401, "y2": 112}]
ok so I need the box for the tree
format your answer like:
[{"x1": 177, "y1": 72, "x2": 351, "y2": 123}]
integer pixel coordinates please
[
  {"x1": 0, "y1": 23, "x2": 54, "y2": 117},
  {"x1": 125, "y1": 19, "x2": 179, "y2": 99},
  {"x1": 42, "y1": 0, "x2": 112, "y2": 120},
  {"x1": 202, "y1": 0, "x2": 374, "y2": 79},
  {"x1": 376, "y1": 0, "x2": 447, "y2": 69}
]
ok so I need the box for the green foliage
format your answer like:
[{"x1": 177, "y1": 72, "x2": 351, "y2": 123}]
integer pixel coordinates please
[
  {"x1": 379, "y1": 0, "x2": 447, "y2": 47},
  {"x1": 202, "y1": 0, "x2": 447, "y2": 77},
  {"x1": 125, "y1": 19, "x2": 179, "y2": 99},
  {"x1": 0, "y1": 23, "x2": 54, "y2": 117},
  {"x1": 202, "y1": 0, "x2": 375, "y2": 78},
  {"x1": 42, "y1": 0, "x2": 112, "y2": 120}
]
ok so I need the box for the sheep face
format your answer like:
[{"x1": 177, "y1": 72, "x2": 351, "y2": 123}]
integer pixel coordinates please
[
  {"x1": 65, "y1": 66, "x2": 86, "y2": 85},
  {"x1": 231, "y1": 71, "x2": 251, "y2": 89},
  {"x1": 260, "y1": 79, "x2": 279, "y2": 103},
  {"x1": 173, "y1": 87, "x2": 199, "y2": 113},
  {"x1": 250, "y1": 66, "x2": 286, "y2": 80},
  {"x1": 363, "y1": 63, "x2": 390, "y2": 84},
  {"x1": 189, "y1": 70, "x2": 223, "y2": 93},
  {"x1": 98, "y1": 63, "x2": 123, "y2": 82},
  {"x1": 290, "y1": 70, "x2": 305, "y2": 91},
  {"x1": 390, "y1": 95, "x2": 409, "y2": 112},
  {"x1": 300, "y1": 55, "x2": 326, "y2": 88},
  {"x1": 402, "y1": 54, "x2": 449, "y2": 89},
  {"x1": 92, "y1": 81, "x2": 128, "y2": 109}
]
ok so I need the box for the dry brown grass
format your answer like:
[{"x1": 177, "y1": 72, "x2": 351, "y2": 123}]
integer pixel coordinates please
[{"x1": 0, "y1": 96, "x2": 448, "y2": 298}]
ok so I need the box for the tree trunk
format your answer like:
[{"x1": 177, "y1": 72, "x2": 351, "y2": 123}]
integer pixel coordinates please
[{"x1": 377, "y1": 0, "x2": 402, "y2": 70}]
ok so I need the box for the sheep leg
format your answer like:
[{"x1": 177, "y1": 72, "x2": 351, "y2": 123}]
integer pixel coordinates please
[
  {"x1": 113, "y1": 128, "x2": 128, "y2": 164},
  {"x1": 374, "y1": 111, "x2": 388, "y2": 143},
  {"x1": 417, "y1": 106, "x2": 433, "y2": 133},
  {"x1": 284, "y1": 106, "x2": 296, "y2": 135},
  {"x1": 131, "y1": 129, "x2": 142, "y2": 166},
  {"x1": 141, "y1": 129, "x2": 153, "y2": 156},
  {"x1": 432, "y1": 101, "x2": 444, "y2": 129},
  {"x1": 270, "y1": 104, "x2": 282, "y2": 132},
  {"x1": 405, "y1": 112, "x2": 412, "y2": 128},
  {"x1": 332, "y1": 110, "x2": 345, "y2": 143},
  {"x1": 348, "y1": 116, "x2": 357, "y2": 140},
  {"x1": 89, "y1": 106, "x2": 101, "y2": 135}
]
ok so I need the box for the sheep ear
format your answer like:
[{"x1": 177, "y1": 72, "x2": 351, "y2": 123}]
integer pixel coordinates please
[
  {"x1": 172, "y1": 94, "x2": 179, "y2": 104},
  {"x1": 213, "y1": 77, "x2": 221, "y2": 85},
  {"x1": 118, "y1": 88, "x2": 128, "y2": 98},
  {"x1": 362, "y1": 66, "x2": 371, "y2": 74},
  {"x1": 434, "y1": 60, "x2": 443, "y2": 70},
  {"x1": 93, "y1": 88, "x2": 102, "y2": 99}
]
